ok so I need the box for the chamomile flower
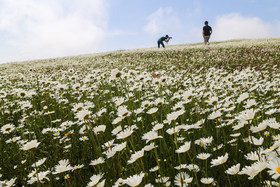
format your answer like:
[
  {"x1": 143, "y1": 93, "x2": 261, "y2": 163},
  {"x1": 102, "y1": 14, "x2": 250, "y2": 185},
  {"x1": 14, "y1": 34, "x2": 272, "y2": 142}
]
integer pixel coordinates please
[
  {"x1": 248, "y1": 136, "x2": 264, "y2": 146},
  {"x1": 186, "y1": 164, "x2": 200, "y2": 172},
  {"x1": 143, "y1": 142, "x2": 157, "y2": 151},
  {"x1": 90, "y1": 157, "x2": 105, "y2": 166},
  {"x1": 112, "y1": 125, "x2": 122, "y2": 135},
  {"x1": 110, "y1": 69, "x2": 122, "y2": 79},
  {"x1": 244, "y1": 151, "x2": 259, "y2": 161},
  {"x1": 87, "y1": 173, "x2": 104, "y2": 187},
  {"x1": 52, "y1": 159, "x2": 73, "y2": 174},
  {"x1": 175, "y1": 141, "x2": 191, "y2": 153},
  {"x1": 112, "y1": 117, "x2": 123, "y2": 125},
  {"x1": 113, "y1": 141, "x2": 127, "y2": 152},
  {"x1": 76, "y1": 109, "x2": 91, "y2": 121},
  {"x1": 102, "y1": 140, "x2": 115, "y2": 149},
  {"x1": 245, "y1": 99, "x2": 257, "y2": 108},
  {"x1": 267, "y1": 157, "x2": 280, "y2": 179},
  {"x1": 117, "y1": 105, "x2": 131, "y2": 118},
  {"x1": 127, "y1": 150, "x2": 144, "y2": 164},
  {"x1": 20, "y1": 140, "x2": 40, "y2": 151},
  {"x1": 32, "y1": 158, "x2": 47, "y2": 167},
  {"x1": 72, "y1": 164, "x2": 84, "y2": 171},
  {"x1": 152, "y1": 123, "x2": 164, "y2": 131},
  {"x1": 250, "y1": 120, "x2": 268, "y2": 133},
  {"x1": 208, "y1": 110, "x2": 222, "y2": 120},
  {"x1": 237, "y1": 92, "x2": 249, "y2": 103},
  {"x1": 225, "y1": 163, "x2": 240, "y2": 175},
  {"x1": 236, "y1": 109, "x2": 255, "y2": 122},
  {"x1": 113, "y1": 178, "x2": 124, "y2": 187},
  {"x1": 197, "y1": 153, "x2": 211, "y2": 160},
  {"x1": 149, "y1": 166, "x2": 159, "y2": 172},
  {"x1": 239, "y1": 160, "x2": 267, "y2": 179},
  {"x1": 1, "y1": 178, "x2": 17, "y2": 187},
  {"x1": 117, "y1": 127, "x2": 134, "y2": 139},
  {"x1": 142, "y1": 131, "x2": 162, "y2": 143},
  {"x1": 146, "y1": 107, "x2": 158, "y2": 114},
  {"x1": 27, "y1": 171, "x2": 50, "y2": 184},
  {"x1": 200, "y1": 177, "x2": 214, "y2": 184},
  {"x1": 123, "y1": 172, "x2": 145, "y2": 187},
  {"x1": 93, "y1": 125, "x2": 106, "y2": 134},
  {"x1": 1, "y1": 124, "x2": 15, "y2": 134},
  {"x1": 174, "y1": 172, "x2": 193, "y2": 186},
  {"x1": 210, "y1": 153, "x2": 228, "y2": 167}
]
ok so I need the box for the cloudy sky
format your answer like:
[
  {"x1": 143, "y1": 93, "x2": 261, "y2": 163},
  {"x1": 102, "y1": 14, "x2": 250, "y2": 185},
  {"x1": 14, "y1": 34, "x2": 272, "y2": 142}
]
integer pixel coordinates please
[{"x1": 0, "y1": 0, "x2": 280, "y2": 63}]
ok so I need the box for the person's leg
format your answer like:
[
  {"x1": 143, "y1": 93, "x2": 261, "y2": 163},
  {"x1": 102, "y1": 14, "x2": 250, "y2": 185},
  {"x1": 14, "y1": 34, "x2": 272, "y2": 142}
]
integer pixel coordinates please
[
  {"x1": 206, "y1": 36, "x2": 210, "y2": 44},
  {"x1": 161, "y1": 41, "x2": 165, "y2": 48},
  {"x1": 157, "y1": 40, "x2": 161, "y2": 48},
  {"x1": 204, "y1": 35, "x2": 210, "y2": 45},
  {"x1": 203, "y1": 35, "x2": 207, "y2": 45}
]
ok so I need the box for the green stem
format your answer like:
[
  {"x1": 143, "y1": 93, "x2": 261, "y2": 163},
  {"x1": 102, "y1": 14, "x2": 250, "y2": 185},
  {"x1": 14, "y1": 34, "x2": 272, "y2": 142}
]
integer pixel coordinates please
[{"x1": 223, "y1": 164, "x2": 232, "y2": 187}]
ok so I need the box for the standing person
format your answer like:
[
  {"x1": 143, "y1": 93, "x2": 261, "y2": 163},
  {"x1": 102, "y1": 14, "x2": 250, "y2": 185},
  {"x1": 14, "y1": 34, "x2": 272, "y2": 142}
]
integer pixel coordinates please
[
  {"x1": 157, "y1": 35, "x2": 172, "y2": 48},
  {"x1": 202, "y1": 21, "x2": 212, "y2": 45}
]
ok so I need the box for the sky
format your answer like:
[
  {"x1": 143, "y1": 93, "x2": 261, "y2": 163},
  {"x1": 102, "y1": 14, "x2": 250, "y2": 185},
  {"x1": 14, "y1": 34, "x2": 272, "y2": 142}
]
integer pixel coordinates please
[{"x1": 0, "y1": 0, "x2": 280, "y2": 64}]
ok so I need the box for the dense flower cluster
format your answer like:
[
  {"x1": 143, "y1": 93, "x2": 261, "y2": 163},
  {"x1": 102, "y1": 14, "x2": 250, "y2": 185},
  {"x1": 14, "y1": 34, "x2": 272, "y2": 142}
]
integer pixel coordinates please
[{"x1": 0, "y1": 38, "x2": 280, "y2": 186}]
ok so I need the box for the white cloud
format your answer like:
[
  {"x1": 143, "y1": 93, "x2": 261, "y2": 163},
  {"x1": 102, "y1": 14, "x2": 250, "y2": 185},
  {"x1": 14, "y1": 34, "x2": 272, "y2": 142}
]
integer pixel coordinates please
[
  {"x1": 212, "y1": 13, "x2": 274, "y2": 41},
  {"x1": 0, "y1": 0, "x2": 108, "y2": 62},
  {"x1": 144, "y1": 7, "x2": 181, "y2": 35}
]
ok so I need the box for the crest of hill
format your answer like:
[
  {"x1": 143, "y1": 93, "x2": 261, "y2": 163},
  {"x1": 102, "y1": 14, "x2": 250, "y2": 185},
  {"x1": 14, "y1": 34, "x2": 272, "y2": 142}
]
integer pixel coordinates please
[{"x1": 0, "y1": 38, "x2": 280, "y2": 74}]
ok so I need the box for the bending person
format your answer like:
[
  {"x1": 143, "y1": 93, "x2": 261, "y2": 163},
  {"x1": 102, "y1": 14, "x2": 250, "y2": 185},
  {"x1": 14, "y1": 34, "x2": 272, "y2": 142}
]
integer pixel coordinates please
[{"x1": 157, "y1": 35, "x2": 172, "y2": 48}]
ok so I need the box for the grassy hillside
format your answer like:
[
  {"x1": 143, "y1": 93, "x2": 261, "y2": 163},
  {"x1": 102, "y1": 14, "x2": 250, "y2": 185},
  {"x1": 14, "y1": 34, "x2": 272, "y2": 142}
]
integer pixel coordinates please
[
  {"x1": 1, "y1": 38, "x2": 280, "y2": 73},
  {"x1": 0, "y1": 38, "x2": 280, "y2": 186}
]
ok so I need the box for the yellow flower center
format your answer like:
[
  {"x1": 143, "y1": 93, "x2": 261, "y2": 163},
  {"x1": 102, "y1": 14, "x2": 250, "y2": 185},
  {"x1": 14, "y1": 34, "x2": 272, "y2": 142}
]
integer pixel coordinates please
[
  {"x1": 180, "y1": 178, "x2": 185, "y2": 183},
  {"x1": 201, "y1": 156, "x2": 206, "y2": 159},
  {"x1": 115, "y1": 72, "x2": 122, "y2": 78},
  {"x1": 83, "y1": 114, "x2": 90, "y2": 120},
  {"x1": 276, "y1": 166, "x2": 280, "y2": 174},
  {"x1": 76, "y1": 107, "x2": 83, "y2": 111}
]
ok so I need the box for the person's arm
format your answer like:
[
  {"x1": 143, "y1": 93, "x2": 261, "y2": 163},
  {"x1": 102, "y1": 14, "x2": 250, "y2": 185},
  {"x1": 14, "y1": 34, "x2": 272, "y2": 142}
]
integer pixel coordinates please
[{"x1": 165, "y1": 37, "x2": 170, "y2": 42}]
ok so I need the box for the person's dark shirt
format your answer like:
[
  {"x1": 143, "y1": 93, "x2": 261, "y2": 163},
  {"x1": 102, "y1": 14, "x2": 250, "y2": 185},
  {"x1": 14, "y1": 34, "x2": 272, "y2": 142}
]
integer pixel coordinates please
[
  {"x1": 203, "y1": 25, "x2": 212, "y2": 36},
  {"x1": 158, "y1": 37, "x2": 167, "y2": 41}
]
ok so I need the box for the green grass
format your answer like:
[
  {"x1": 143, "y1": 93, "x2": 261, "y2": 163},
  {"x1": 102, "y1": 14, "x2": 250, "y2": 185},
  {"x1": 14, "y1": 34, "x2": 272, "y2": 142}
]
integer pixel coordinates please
[{"x1": 0, "y1": 38, "x2": 280, "y2": 186}]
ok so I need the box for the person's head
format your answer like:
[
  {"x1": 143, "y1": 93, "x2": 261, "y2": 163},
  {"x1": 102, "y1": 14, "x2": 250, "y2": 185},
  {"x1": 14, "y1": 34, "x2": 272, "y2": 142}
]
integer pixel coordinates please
[
  {"x1": 165, "y1": 35, "x2": 169, "y2": 38},
  {"x1": 204, "y1": 21, "x2": 208, "y2": 25}
]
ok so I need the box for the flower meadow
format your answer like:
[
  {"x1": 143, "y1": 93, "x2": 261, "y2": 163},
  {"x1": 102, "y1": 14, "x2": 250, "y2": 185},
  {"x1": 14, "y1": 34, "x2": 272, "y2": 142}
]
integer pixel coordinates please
[{"x1": 1, "y1": 38, "x2": 280, "y2": 186}]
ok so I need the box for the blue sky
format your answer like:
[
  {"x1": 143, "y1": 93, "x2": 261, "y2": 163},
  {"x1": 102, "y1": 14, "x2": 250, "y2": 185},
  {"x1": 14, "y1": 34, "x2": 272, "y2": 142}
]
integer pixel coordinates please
[{"x1": 0, "y1": 0, "x2": 280, "y2": 63}]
